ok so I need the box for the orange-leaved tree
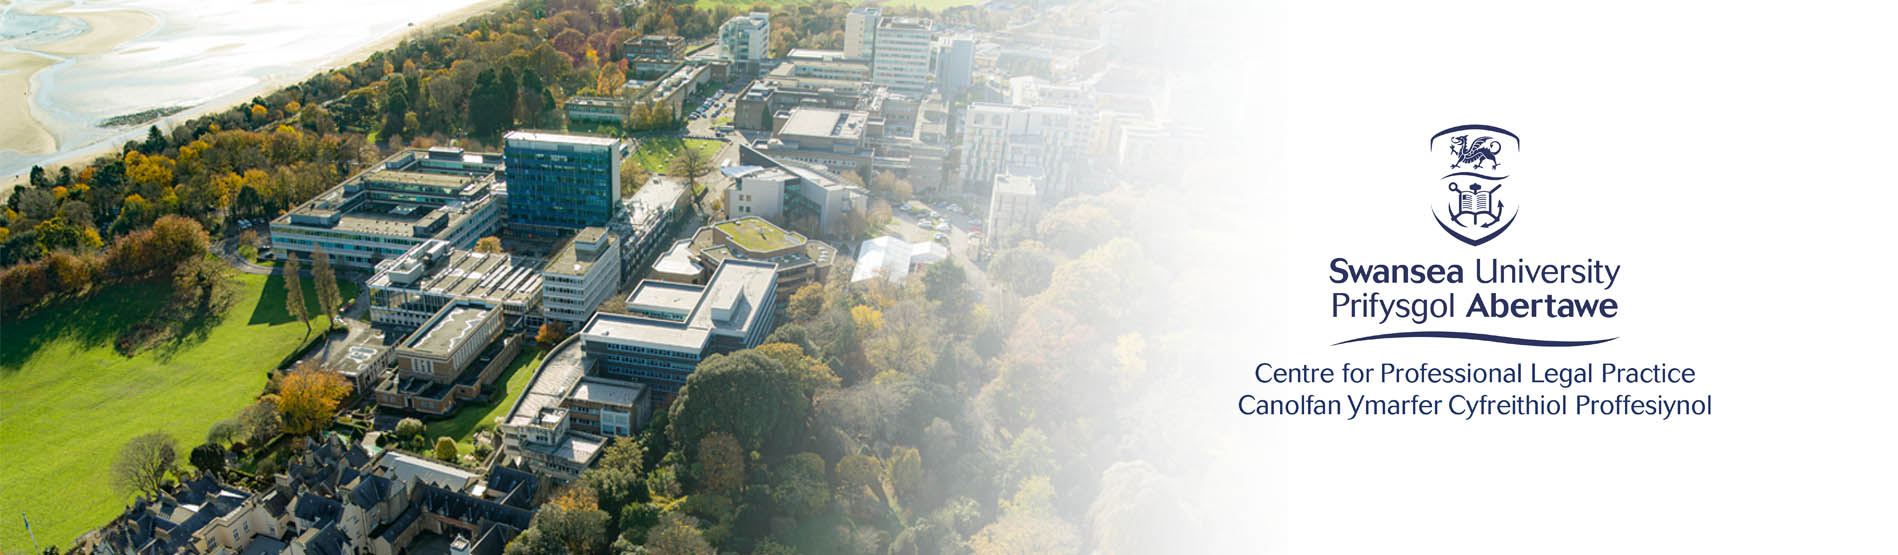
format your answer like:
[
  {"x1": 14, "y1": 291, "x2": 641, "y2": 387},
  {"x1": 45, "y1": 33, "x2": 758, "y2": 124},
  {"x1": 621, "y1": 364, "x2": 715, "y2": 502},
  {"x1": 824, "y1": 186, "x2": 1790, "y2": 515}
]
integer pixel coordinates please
[{"x1": 278, "y1": 366, "x2": 353, "y2": 436}]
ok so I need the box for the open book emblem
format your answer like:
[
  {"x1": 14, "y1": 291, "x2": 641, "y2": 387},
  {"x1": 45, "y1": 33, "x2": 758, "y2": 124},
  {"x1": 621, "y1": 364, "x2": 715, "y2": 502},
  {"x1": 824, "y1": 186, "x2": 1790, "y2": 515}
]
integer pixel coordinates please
[{"x1": 1430, "y1": 125, "x2": 1520, "y2": 246}]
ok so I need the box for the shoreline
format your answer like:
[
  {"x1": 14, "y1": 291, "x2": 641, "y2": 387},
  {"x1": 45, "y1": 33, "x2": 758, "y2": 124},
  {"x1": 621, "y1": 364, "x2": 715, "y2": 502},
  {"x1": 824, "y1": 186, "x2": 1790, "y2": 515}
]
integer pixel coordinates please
[{"x1": 0, "y1": 0, "x2": 513, "y2": 195}]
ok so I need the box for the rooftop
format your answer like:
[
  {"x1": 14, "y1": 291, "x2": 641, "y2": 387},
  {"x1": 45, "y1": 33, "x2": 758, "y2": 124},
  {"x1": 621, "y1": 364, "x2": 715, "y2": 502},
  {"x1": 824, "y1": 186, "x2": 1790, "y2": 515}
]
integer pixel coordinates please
[
  {"x1": 582, "y1": 260, "x2": 778, "y2": 352},
  {"x1": 567, "y1": 377, "x2": 647, "y2": 408},
  {"x1": 368, "y1": 241, "x2": 545, "y2": 309},
  {"x1": 504, "y1": 336, "x2": 589, "y2": 429},
  {"x1": 503, "y1": 130, "x2": 622, "y2": 148},
  {"x1": 403, "y1": 303, "x2": 495, "y2": 358},
  {"x1": 545, "y1": 227, "x2": 613, "y2": 277},
  {"x1": 779, "y1": 107, "x2": 869, "y2": 141},
  {"x1": 376, "y1": 451, "x2": 478, "y2": 492},
  {"x1": 714, "y1": 217, "x2": 804, "y2": 253},
  {"x1": 651, "y1": 239, "x2": 703, "y2": 278}
]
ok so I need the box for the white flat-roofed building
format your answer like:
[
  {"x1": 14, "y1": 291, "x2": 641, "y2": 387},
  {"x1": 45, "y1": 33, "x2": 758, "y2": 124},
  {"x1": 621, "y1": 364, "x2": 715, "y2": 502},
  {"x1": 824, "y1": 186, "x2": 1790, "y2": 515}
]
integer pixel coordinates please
[
  {"x1": 269, "y1": 148, "x2": 503, "y2": 270},
  {"x1": 366, "y1": 240, "x2": 545, "y2": 329},
  {"x1": 542, "y1": 226, "x2": 621, "y2": 329},
  {"x1": 726, "y1": 146, "x2": 869, "y2": 238},
  {"x1": 578, "y1": 259, "x2": 779, "y2": 399}
]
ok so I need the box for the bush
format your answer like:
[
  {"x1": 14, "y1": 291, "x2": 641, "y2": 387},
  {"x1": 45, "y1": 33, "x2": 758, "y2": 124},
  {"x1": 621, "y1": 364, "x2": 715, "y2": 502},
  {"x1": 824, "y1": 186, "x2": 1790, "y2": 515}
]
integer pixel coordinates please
[{"x1": 396, "y1": 417, "x2": 425, "y2": 439}]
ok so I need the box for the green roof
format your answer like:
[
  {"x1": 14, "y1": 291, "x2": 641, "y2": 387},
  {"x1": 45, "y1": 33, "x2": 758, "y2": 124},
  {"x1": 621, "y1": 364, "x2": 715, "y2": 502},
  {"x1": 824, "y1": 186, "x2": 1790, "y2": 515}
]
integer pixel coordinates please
[{"x1": 714, "y1": 217, "x2": 803, "y2": 253}]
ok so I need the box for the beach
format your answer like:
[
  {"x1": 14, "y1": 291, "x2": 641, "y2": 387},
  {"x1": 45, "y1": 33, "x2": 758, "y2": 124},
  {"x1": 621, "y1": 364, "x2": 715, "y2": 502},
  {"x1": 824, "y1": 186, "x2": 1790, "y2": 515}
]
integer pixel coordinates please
[{"x1": 0, "y1": 0, "x2": 511, "y2": 194}]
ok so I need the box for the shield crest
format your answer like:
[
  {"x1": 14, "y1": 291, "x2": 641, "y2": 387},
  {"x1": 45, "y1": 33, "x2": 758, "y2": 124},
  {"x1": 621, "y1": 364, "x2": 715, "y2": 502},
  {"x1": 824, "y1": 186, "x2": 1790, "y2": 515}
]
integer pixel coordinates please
[{"x1": 1430, "y1": 124, "x2": 1520, "y2": 246}]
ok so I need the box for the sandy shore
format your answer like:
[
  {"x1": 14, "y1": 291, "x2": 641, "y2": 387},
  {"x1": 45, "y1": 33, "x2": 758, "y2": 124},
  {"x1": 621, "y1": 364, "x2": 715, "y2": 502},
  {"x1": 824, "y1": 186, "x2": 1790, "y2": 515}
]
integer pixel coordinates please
[
  {"x1": 0, "y1": 0, "x2": 511, "y2": 197},
  {"x1": 0, "y1": 3, "x2": 159, "y2": 162},
  {"x1": 0, "y1": 52, "x2": 59, "y2": 157}
]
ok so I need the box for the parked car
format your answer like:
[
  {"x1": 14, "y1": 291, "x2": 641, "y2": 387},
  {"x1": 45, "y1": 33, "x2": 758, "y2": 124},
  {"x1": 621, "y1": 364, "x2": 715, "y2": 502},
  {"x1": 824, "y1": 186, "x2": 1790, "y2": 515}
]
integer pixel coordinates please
[
  {"x1": 934, "y1": 222, "x2": 950, "y2": 232},
  {"x1": 933, "y1": 232, "x2": 948, "y2": 243}
]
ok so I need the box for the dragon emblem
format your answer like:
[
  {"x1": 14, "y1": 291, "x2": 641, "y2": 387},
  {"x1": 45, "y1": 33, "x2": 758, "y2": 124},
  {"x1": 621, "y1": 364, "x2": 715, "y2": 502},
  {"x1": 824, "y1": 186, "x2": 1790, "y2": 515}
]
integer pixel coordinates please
[{"x1": 1448, "y1": 135, "x2": 1503, "y2": 170}]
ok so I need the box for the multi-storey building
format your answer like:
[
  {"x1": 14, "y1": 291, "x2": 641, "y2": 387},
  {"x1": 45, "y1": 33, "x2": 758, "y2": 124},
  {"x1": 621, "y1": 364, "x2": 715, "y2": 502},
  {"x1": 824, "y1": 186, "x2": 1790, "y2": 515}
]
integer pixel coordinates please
[
  {"x1": 987, "y1": 167, "x2": 1043, "y2": 246},
  {"x1": 933, "y1": 33, "x2": 974, "y2": 98},
  {"x1": 621, "y1": 34, "x2": 685, "y2": 62},
  {"x1": 724, "y1": 146, "x2": 869, "y2": 238},
  {"x1": 666, "y1": 216, "x2": 836, "y2": 299},
  {"x1": 374, "y1": 299, "x2": 519, "y2": 415},
  {"x1": 871, "y1": 17, "x2": 935, "y2": 94},
  {"x1": 958, "y1": 102, "x2": 1085, "y2": 194},
  {"x1": 503, "y1": 131, "x2": 623, "y2": 232},
  {"x1": 499, "y1": 335, "x2": 652, "y2": 480},
  {"x1": 608, "y1": 176, "x2": 692, "y2": 280},
  {"x1": 578, "y1": 259, "x2": 779, "y2": 400},
  {"x1": 756, "y1": 107, "x2": 878, "y2": 173},
  {"x1": 269, "y1": 147, "x2": 502, "y2": 270},
  {"x1": 719, "y1": 12, "x2": 769, "y2": 75},
  {"x1": 541, "y1": 226, "x2": 621, "y2": 329},
  {"x1": 844, "y1": 6, "x2": 879, "y2": 59},
  {"x1": 366, "y1": 239, "x2": 544, "y2": 329}
]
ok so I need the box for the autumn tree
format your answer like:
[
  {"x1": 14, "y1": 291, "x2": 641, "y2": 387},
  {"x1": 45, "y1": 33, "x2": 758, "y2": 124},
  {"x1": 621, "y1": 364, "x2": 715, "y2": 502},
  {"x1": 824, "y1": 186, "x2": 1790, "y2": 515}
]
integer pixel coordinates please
[
  {"x1": 887, "y1": 445, "x2": 924, "y2": 508},
  {"x1": 277, "y1": 367, "x2": 353, "y2": 436},
  {"x1": 281, "y1": 256, "x2": 312, "y2": 339},
  {"x1": 475, "y1": 236, "x2": 504, "y2": 253},
  {"x1": 537, "y1": 321, "x2": 568, "y2": 348},
  {"x1": 310, "y1": 248, "x2": 343, "y2": 329},
  {"x1": 834, "y1": 453, "x2": 885, "y2": 519},
  {"x1": 770, "y1": 452, "x2": 831, "y2": 519},
  {"x1": 111, "y1": 432, "x2": 177, "y2": 497},
  {"x1": 643, "y1": 512, "x2": 713, "y2": 555}
]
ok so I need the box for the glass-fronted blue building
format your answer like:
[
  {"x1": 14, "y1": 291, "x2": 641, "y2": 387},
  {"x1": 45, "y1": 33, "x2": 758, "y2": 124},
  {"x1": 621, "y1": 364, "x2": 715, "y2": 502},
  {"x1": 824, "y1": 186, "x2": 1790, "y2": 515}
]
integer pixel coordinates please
[{"x1": 503, "y1": 131, "x2": 624, "y2": 232}]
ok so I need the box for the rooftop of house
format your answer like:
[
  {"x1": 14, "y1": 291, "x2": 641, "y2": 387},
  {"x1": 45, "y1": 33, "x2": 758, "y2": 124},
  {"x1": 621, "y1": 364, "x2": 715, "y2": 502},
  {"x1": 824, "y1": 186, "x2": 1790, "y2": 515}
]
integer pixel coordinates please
[{"x1": 376, "y1": 451, "x2": 479, "y2": 492}]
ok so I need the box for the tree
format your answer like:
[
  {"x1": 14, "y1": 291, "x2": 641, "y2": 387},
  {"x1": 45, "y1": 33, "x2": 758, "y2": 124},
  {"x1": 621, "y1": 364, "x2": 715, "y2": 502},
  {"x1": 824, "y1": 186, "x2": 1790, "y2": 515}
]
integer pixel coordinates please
[
  {"x1": 754, "y1": 342, "x2": 838, "y2": 398},
  {"x1": 667, "y1": 350, "x2": 809, "y2": 456},
  {"x1": 475, "y1": 236, "x2": 504, "y2": 253},
  {"x1": 920, "y1": 261, "x2": 970, "y2": 306},
  {"x1": 111, "y1": 432, "x2": 177, "y2": 497},
  {"x1": 695, "y1": 432, "x2": 744, "y2": 494},
  {"x1": 669, "y1": 144, "x2": 710, "y2": 185},
  {"x1": 190, "y1": 442, "x2": 226, "y2": 477},
  {"x1": 277, "y1": 368, "x2": 353, "y2": 436},
  {"x1": 538, "y1": 321, "x2": 569, "y2": 348},
  {"x1": 396, "y1": 417, "x2": 426, "y2": 439},
  {"x1": 968, "y1": 476, "x2": 1080, "y2": 555},
  {"x1": 240, "y1": 398, "x2": 281, "y2": 444},
  {"x1": 770, "y1": 452, "x2": 830, "y2": 518},
  {"x1": 597, "y1": 439, "x2": 645, "y2": 475},
  {"x1": 310, "y1": 248, "x2": 343, "y2": 329},
  {"x1": 206, "y1": 418, "x2": 244, "y2": 445},
  {"x1": 887, "y1": 445, "x2": 924, "y2": 507},
  {"x1": 786, "y1": 283, "x2": 824, "y2": 322},
  {"x1": 643, "y1": 512, "x2": 712, "y2": 555},
  {"x1": 435, "y1": 437, "x2": 459, "y2": 461},
  {"x1": 834, "y1": 453, "x2": 884, "y2": 519},
  {"x1": 532, "y1": 505, "x2": 613, "y2": 555},
  {"x1": 282, "y1": 256, "x2": 311, "y2": 339},
  {"x1": 988, "y1": 242, "x2": 1057, "y2": 296}
]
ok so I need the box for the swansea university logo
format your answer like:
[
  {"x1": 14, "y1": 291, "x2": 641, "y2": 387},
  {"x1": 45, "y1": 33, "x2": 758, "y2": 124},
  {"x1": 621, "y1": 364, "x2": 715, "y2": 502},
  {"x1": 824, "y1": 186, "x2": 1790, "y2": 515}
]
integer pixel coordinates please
[{"x1": 1430, "y1": 125, "x2": 1520, "y2": 246}]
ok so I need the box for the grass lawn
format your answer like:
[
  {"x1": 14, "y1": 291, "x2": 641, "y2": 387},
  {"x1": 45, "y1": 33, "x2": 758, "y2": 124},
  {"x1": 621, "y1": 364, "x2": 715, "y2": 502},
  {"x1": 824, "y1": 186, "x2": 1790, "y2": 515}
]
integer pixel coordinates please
[
  {"x1": 425, "y1": 345, "x2": 545, "y2": 453},
  {"x1": 627, "y1": 137, "x2": 723, "y2": 174},
  {"x1": 715, "y1": 217, "x2": 802, "y2": 252},
  {"x1": 0, "y1": 270, "x2": 349, "y2": 550}
]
